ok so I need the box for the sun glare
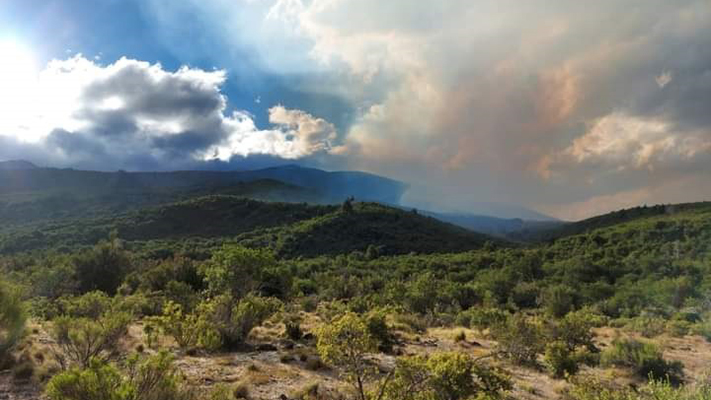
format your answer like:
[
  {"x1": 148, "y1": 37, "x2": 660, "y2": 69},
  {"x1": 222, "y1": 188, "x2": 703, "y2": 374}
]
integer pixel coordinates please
[{"x1": 0, "y1": 39, "x2": 40, "y2": 141}]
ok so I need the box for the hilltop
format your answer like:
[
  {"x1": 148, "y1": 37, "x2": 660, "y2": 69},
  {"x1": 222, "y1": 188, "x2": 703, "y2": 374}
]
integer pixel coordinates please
[{"x1": 0, "y1": 196, "x2": 502, "y2": 256}]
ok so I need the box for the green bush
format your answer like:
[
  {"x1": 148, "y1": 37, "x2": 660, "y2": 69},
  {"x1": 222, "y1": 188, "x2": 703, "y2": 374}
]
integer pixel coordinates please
[
  {"x1": 568, "y1": 375, "x2": 711, "y2": 400},
  {"x1": 201, "y1": 293, "x2": 281, "y2": 349},
  {"x1": 539, "y1": 284, "x2": 577, "y2": 318},
  {"x1": 284, "y1": 319, "x2": 303, "y2": 341},
  {"x1": 0, "y1": 280, "x2": 26, "y2": 358},
  {"x1": 59, "y1": 291, "x2": 112, "y2": 319},
  {"x1": 201, "y1": 246, "x2": 280, "y2": 298},
  {"x1": 46, "y1": 358, "x2": 129, "y2": 400},
  {"x1": 46, "y1": 352, "x2": 195, "y2": 400},
  {"x1": 461, "y1": 308, "x2": 508, "y2": 332},
  {"x1": 317, "y1": 312, "x2": 376, "y2": 400},
  {"x1": 73, "y1": 241, "x2": 131, "y2": 295},
  {"x1": 365, "y1": 311, "x2": 395, "y2": 353},
  {"x1": 543, "y1": 341, "x2": 578, "y2": 378},
  {"x1": 381, "y1": 352, "x2": 511, "y2": 400},
  {"x1": 548, "y1": 308, "x2": 600, "y2": 352},
  {"x1": 50, "y1": 311, "x2": 131, "y2": 369},
  {"x1": 625, "y1": 316, "x2": 666, "y2": 338},
  {"x1": 491, "y1": 314, "x2": 544, "y2": 366},
  {"x1": 601, "y1": 339, "x2": 683, "y2": 384},
  {"x1": 154, "y1": 301, "x2": 220, "y2": 351}
]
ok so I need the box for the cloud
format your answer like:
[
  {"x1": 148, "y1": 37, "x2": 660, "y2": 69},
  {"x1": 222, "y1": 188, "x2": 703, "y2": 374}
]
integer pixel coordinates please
[
  {"x1": 543, "y1": 112, "x2": 711, "y2": 177},
  {"x1": 243, "y1": 0, "x2": 711, "y2": 217},
  {"x1": 0, "y1": 55, "x2": 337, "y2": 170},
  {"x1": 6, "y1": 0, "x2": 711, "y2": 218}
]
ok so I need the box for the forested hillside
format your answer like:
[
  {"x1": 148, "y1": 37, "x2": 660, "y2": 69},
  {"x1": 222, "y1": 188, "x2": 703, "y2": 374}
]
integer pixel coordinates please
[{"x1": 2, "y1": 173, "x2": 711, "y2": 400}]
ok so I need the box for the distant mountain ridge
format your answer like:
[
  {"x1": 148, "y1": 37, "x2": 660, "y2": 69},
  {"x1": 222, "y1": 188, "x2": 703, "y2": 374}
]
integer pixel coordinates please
[
  {"x1": 0, "y1": 160, "x2": 38, "y2": 170},
  {"x1": 0, "y1": 163, "x2": 407, "y2": 205}
]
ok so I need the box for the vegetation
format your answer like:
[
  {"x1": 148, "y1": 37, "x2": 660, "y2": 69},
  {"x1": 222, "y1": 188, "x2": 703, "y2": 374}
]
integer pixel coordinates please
[
  {"x1": 3, "y1": 190, "x2": 711, "y2": 399},
  {"x1": 0, "y1": 280, "x2": 25, "y2": 359}
]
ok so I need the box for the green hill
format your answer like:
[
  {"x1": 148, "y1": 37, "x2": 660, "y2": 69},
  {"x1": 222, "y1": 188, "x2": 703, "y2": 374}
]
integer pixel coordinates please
[
  {"x1": 518, "y1": 202, "x2": 711, "y2": 242},
  {"x1": 544, "y1": 202, "x2": 711, "y2": 259},
  {"x1": 0, "y1": 197, "x2": 502, "y2": 256},
  {"x1": 237, "y1": 202, "x2": 502, "y2": 257}
]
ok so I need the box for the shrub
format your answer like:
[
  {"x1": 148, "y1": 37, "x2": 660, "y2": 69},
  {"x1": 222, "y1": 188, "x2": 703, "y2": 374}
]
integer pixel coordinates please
[
  {"x1": 73, "y1": 241, "x2": 130, "y2": 295},
  {"x1": 491, "y1": 314, "x2": 544, "y2": 366},
  {"x1": 124, "y1": 352, "x2": 196, "y2": 400},
  {"x1": 381, "y1": 352, "x2": 511, "y2": 400},
  {"x1": 453, "y1": 330, "x2": 466, "y2": 343},
  {"x1": 548, "y1": 308, "x2": 600, "y2": 352},
  {"x1": 59, "y1": 291, "x2": 112, "y2": 319},
  {"x1": 666, "y1": 319, "x2": 692, "y2": 337},
  {"x1": 568, "y1": 375, "x2": 711, "y2": 400},
  {"x1": 0, "y1": 280, "x2": 26, "y2": 358},
  {"x1": 46, "y1": 352, "x2": 195, "y2": 400},
  {"x1": 46, "y1": 358, "x2": 129, "y2": 400},
  {"x1": 543, "y1": 341, "x2": 578, "y2": 378},
  {"x1": 154, "y1": 301, "x2": 219, "y2": 351},
  {"x1": 539, "y1": 284, "x2": 577, "y2": 318},
  {"x1": 201, "y1": 293, "x2": 282, "y2": 349},
  {"x1": 625, "y1": 316, "x2": 666, "y2": 338},
  {"x1": 50, "y1": 311, "x2": 131, "y2": 369},
  {"x1": 601, "y1": 339, "x2": 683, "y2": 384},
  {"x1": 317, "y1": 312, "x2": 376, "y2": 400},
  {"x1": 464, "y1": 308, "x2": 508, "y2": 332},
  {"x1": 365, "y1": 311, "x2": 395, "y2": 353},
  {"x1": 283, "y1": 314, "x2": 303, "y2": 341},
  {"x1": 201, "y1": 246, "x2": 279, "y2": 298}
]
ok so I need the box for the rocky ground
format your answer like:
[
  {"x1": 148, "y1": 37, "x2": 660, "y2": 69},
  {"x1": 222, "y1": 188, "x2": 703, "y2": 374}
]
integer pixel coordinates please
[{"x1": 3, "y1": 318, "x2": 711, "y2": 400}]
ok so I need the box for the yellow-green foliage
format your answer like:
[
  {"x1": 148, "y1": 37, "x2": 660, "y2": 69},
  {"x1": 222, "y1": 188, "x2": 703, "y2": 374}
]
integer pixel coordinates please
[
  {"x1": 491, "y1": 314, "x2": 544, "y2": 366},
  {"x1": 46, "y1": 358, "x2": 130, "y2": 400},
  {"x1": 569, "y1": 376, "x2": 711, "y2": 400},
  {"x1": 601, "y1": 339, "x2": 683, "y2": 384},
  {"x1": 46, "y1": 352, "x2": 194, "y2": 400},
  {"x1": 201, "y1": 293, "x2": 282, "y2": 349},
  {"x1": 50, "y1": 310, "x2": 131, "y2": 369},
  {"x1": 154, "y1": 301, "x2": 220, "y2": 351},
  {"x1": 382, "y1": 352, "x2": 511, "y2": 400},
  {"x1": 0, "y1": 280, "x2": 26, "y2": 356},
  {"x1": 317, "y1": 312, "x2": 376, "y2": 400}
]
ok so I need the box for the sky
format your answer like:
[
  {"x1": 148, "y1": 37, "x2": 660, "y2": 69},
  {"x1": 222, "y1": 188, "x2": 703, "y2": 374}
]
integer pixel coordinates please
[{"x1": 1, "y1": 0, "x2": 710, "y2": 220}]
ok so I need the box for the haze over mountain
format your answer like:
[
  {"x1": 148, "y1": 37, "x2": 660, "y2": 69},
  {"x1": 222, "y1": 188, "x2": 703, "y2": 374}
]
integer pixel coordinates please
[{"x1": 2, "y1": 1, "x2": 711, "y2": 220}]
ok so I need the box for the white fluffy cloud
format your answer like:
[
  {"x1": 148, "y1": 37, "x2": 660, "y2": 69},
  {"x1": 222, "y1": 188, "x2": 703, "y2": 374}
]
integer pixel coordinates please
[
  {"x1": 0, "y1": 55, "x2": 337, "y2": 169},
  {"x1": 542, "y1": 113, "x2": 711, "y2": 177}
]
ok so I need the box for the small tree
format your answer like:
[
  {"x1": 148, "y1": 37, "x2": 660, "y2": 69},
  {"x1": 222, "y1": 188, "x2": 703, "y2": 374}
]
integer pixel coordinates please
[
  {"x1": 200, "y1": 293, "x2": 281, "y2": 349},
  {"x1": 73, "y1": 240, "x2": 131, "y2": 295},
  {"x1": 342, "y1": 197, "x2": 355, "y2": 213},
  {"x1": 317, "y1": 312, "x2": 377, "y2": 400},
  {"x1": 201, "y1": 246, "x2": 278, "y2": 298},
  {"x1": 0, "y1": 280, "x2": 25, "y2": 359},
  {"x1": 491, "y1": 314, "x2": 544, "y2": 366},
  {"x1": 50, "y1": 311, "x2": 131, "y2": 369}
]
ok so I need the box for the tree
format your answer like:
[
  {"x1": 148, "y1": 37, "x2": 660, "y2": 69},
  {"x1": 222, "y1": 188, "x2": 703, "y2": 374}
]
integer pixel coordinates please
[
  {"x1": 201, "y1": 246, "x2": 279, "y2": 298},
  {"x1": 73, "y1": 240, "x2": 131, "y2": 295},
  {"x1": 0, "y1": 280, "x2": 25, "y2": 358},
  {"x1": 317, "y1": 312, "x2": 377, "y2": 400}
]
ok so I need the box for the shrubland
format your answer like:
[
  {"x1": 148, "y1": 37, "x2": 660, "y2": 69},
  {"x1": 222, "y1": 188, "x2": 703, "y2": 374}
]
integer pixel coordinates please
[{"x1": 1, "y1": 200, "x2": 711, "y2": 399}]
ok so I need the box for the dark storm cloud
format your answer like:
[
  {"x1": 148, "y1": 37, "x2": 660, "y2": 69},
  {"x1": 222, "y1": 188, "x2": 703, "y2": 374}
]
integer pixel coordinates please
[{"x1": 0, "y1": 55, "x2": 338, "y2": 171}]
